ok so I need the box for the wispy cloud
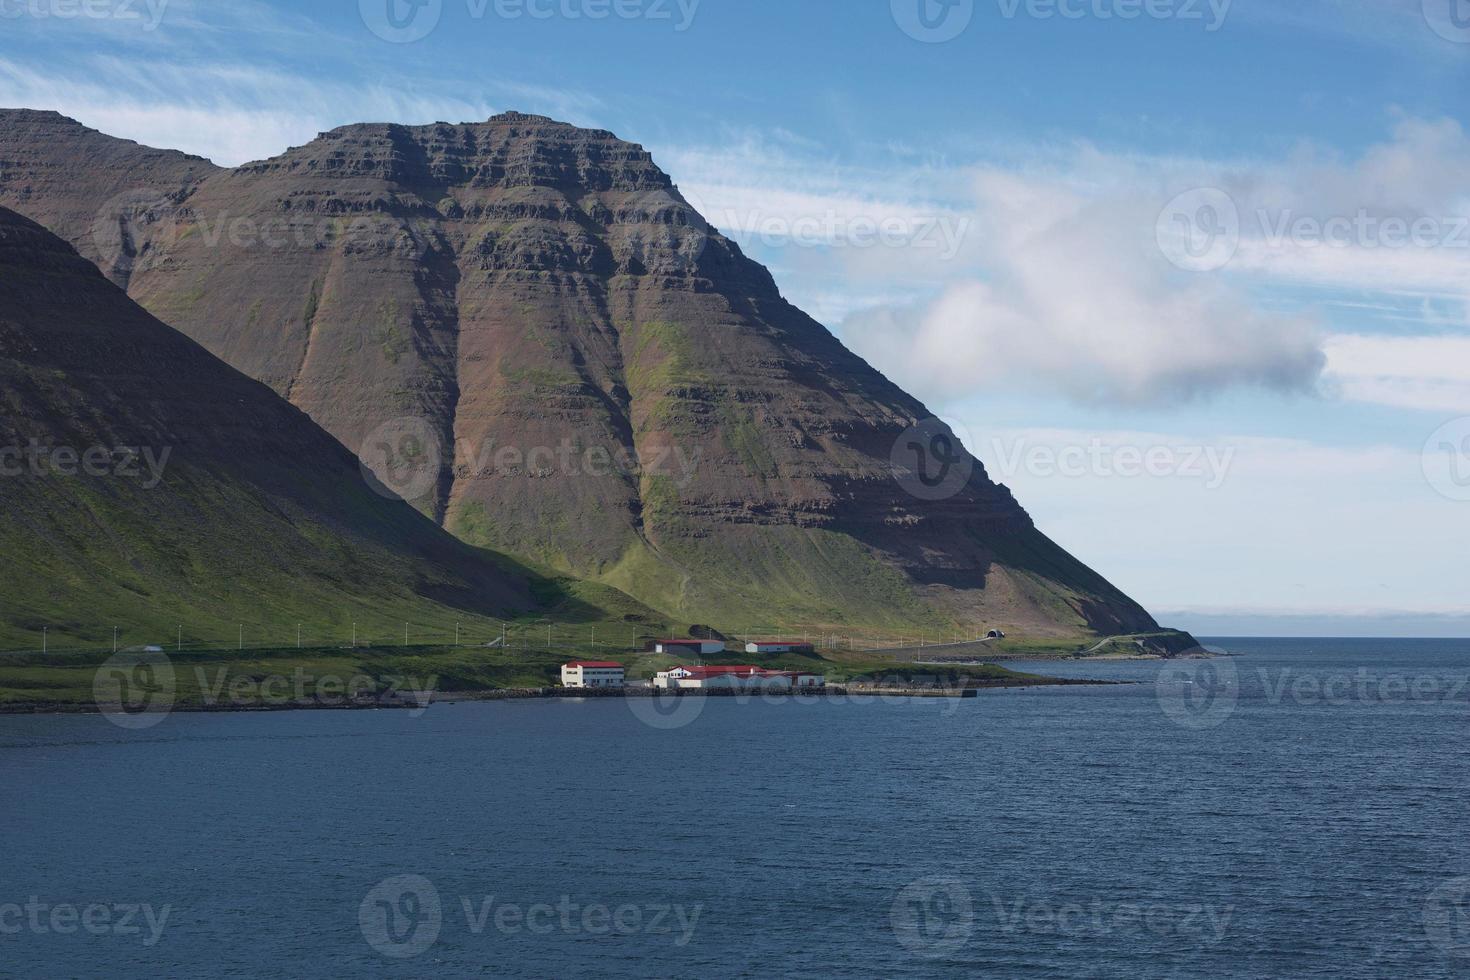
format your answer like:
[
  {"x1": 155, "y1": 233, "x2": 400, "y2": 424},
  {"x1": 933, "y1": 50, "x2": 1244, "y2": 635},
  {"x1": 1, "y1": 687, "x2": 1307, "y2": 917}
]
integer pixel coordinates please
[
  {"x1": 0, "y1": 50, "x2": 604, "y2": 166},
  {"x1": 1324, "y1": 334, "x2": 1470, "y2": 413}
]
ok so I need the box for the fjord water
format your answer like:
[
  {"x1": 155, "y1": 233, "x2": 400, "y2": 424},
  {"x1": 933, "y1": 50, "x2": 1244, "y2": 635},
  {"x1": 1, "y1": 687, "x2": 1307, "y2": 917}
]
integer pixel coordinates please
[{"x1": 3, "y1": 639, "x2": 1468, "y2": 977}]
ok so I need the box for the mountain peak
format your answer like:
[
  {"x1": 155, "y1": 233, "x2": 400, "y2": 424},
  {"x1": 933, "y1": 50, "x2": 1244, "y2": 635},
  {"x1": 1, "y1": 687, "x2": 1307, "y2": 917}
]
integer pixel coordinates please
[{"x1": 0, "y1": 116, "x2": 1164, "y2": 637}]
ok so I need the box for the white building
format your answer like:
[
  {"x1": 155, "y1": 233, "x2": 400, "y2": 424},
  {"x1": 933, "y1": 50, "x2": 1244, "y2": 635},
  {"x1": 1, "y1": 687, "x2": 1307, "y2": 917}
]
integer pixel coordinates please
[
  {"x1": 560, "y1": 661, "x2": 626, "y2": 689},
  {"x1": 653, "y1": 665, "x2": 825, "y2": 690},
  {"x1": 744, "y1": 640, "x2": 816, "y2": 655},
  {"x1": 654, "y1": 638, "x2": 726, "y2": 655}
]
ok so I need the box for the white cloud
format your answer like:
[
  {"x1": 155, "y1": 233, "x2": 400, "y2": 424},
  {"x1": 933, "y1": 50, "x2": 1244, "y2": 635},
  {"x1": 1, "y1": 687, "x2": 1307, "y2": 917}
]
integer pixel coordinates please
[
  {"x1": 818, "y1": 118, "x2": 1468, "y2": 407},
  {"x1": 1324, "y1": 334, "x2": 1470, "y2": 414},
  {"x1": 839, "y1": 167, "x2": 1327, "y2": 405}
]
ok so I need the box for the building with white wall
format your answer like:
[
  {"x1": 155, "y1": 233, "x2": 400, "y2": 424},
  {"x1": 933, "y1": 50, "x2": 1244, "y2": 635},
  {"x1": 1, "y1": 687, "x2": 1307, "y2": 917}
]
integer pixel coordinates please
[
  {"x1": 744, "y1": 640, "x2": 816, "y2": 655},
  {"x1": 561, "y1": 661, "x2": 626, "y2": 689},
  {"x1": 654, "y1": 638, "x2": 726, "y2": 655},
  {"x1": 653, "y1": 665, "x2": 825, "y2": 690}
]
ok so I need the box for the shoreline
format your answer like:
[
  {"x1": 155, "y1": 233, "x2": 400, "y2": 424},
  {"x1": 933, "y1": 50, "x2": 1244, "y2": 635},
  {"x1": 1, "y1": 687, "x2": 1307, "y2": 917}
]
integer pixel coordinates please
[{"x1": 0, "y1": 676, "x2": 1127, "y2": 717}]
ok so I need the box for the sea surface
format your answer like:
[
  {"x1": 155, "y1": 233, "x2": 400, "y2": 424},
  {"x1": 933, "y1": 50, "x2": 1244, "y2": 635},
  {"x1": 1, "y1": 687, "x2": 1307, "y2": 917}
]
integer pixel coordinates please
[{"x1": 3, "y1": 638, "x2": 1469, "y2": 978}]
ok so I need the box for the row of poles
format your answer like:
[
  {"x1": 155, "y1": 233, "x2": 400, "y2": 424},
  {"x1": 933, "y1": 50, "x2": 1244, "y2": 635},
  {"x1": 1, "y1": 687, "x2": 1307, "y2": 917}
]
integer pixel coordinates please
[{"x1": 27, "y1": 624, "x2": 997, "y2": 657}]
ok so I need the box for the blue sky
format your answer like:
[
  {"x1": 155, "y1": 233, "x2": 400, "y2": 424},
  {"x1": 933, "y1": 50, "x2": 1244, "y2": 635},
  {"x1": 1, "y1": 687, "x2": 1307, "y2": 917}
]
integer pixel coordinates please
[{"x1": 2, "y1": 0, "x2": 1468, "y2": 635}]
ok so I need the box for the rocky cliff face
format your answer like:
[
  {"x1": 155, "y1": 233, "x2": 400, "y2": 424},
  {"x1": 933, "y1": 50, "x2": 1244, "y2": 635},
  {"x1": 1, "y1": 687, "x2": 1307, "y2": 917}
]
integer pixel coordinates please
[
  {"x1": 0, "y1": 109, "x2": 1161, "y2": 636},
  {"x1": 0, "y1": 204, "x2": 541, "y2": 648}
]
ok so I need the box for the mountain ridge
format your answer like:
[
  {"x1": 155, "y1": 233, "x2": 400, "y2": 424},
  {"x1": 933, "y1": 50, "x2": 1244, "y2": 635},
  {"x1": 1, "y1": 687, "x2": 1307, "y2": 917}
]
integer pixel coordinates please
[{"x1": 0, "y1": 108, "x2": 1172, "y2": 639}]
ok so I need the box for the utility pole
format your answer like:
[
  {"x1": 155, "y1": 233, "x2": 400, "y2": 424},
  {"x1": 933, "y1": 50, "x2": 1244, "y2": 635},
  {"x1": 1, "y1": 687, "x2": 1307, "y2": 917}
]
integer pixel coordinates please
[
  {"x1": 352, "y1": 622, "x2": 357, "y2": 648},
  {"x1": 238, "y1": 624, "x2": 243, "y2": 651},
  {"x1": 42, "y1": 627, "x2": 46, "y2": 654},
  {"x1": 178, "y1": 625, "x2": 182, "y2": 652},
  {"x1": 404, "y1": 622, "x2": 409, "y2": 648},
  {"x1": 113, "y1": 627, "x2": 118, "y2": 654},
  {"x1": 547, "y1": 625, "x2": 552, "y2": 650},
  {"x1": 456, "y1": 622, "x2": 460, "y2": 647}
]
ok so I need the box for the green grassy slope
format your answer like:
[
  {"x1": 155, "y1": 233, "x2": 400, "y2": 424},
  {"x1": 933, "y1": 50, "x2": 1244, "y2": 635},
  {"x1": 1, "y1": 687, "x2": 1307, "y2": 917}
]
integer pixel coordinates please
[{"x1": 0, "y1": 206, "x2": 666, "y2": 651}]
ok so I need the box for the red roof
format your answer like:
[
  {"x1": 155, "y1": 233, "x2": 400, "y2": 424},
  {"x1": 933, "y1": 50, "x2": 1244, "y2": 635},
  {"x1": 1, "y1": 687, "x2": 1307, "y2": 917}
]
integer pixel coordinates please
[{"x1": 564, "y1": 661, "x2": 625, "y2": 669}]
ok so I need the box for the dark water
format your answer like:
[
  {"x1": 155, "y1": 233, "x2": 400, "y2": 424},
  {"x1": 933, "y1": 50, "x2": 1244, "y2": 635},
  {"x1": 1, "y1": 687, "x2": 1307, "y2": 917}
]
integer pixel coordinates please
[{"x1": 3, "y1": 638, "x2": 1469, "y2": 978}]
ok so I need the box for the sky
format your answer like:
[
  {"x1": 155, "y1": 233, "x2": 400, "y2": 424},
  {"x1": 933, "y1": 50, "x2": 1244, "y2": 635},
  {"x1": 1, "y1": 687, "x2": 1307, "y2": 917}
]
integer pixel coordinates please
[{"x1": 1, "y1": 0, "x2": 1467, "y2": 636}]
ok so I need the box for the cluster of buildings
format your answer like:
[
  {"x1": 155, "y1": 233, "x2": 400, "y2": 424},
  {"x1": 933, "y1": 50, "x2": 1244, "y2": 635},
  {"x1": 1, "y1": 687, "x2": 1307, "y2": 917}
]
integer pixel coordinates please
[
  {"x1": 560, "y1": 636, "x2": 826, "y2": 691},
  {"x1": 651, "y1": 638, "x2": 817, "y2": 656},
  {"x1": 653, "y1": 665, "x2": 825, "y2": 690}
]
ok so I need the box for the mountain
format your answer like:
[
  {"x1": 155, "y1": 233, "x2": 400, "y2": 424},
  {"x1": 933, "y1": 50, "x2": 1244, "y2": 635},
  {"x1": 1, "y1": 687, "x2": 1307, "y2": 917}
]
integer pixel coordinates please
[
  {"x1": 0, "y1": 109, "x2": 1172, "y2": 640},
  {"x1": 0, "y1": 204, "x2": 611, "y2": 650}
]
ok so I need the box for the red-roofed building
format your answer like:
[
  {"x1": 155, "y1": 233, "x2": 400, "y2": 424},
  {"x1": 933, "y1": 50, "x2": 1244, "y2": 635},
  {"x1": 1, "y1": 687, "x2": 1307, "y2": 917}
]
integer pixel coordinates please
[{"x1": 561, "y1": 661, "x2": 626, "y2": 689}]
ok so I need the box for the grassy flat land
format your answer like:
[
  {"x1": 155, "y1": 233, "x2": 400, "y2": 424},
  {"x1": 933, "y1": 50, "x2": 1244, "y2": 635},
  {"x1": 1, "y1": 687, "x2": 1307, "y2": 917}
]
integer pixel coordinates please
[{"x1": 0, "y1": 641, "x2": 1092, "y2": 712}]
